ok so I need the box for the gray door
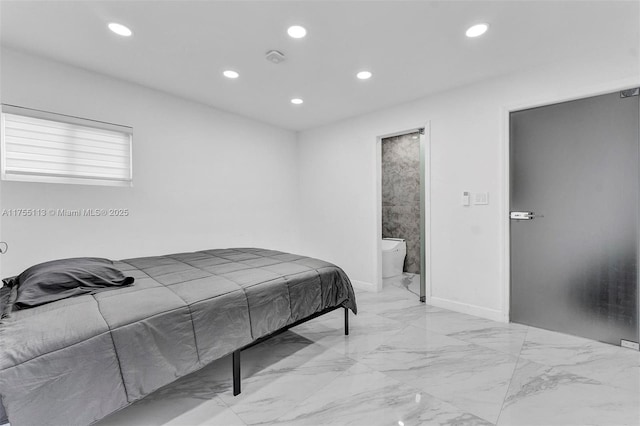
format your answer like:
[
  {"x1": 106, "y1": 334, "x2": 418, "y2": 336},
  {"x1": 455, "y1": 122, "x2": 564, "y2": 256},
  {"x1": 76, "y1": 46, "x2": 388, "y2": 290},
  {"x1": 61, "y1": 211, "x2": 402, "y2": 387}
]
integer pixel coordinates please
[{"x1": 510, "y1": 90, "x2": 639, "y2": 346}]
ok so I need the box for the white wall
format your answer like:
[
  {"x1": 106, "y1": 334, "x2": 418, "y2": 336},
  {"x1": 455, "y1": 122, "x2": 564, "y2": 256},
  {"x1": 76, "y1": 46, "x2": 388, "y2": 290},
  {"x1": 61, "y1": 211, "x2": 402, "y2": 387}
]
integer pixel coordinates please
[
  {"x1": 2, "y1": 47, "x2": 638, "y2": 322},
  {"x1": 0, "y1": 48, "x2": 299, "y2": 277},
  {"x1": 297, "y1": 52, "x2": 640, "y2": 321}
]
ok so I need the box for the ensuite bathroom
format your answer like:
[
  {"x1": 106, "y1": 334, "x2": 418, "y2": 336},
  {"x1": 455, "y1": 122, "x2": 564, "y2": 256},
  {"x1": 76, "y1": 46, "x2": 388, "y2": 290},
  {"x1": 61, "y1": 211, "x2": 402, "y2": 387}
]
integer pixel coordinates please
[{"x1": 381, "y1": 131, "x2": 422, "y2": 297}]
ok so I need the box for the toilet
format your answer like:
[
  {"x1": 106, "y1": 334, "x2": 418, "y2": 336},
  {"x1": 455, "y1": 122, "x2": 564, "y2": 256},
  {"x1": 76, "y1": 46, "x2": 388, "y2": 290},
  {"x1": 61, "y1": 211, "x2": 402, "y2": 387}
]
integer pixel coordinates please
[{"x1": 381, "y1": 238, "x2": 407, "y2": 278}]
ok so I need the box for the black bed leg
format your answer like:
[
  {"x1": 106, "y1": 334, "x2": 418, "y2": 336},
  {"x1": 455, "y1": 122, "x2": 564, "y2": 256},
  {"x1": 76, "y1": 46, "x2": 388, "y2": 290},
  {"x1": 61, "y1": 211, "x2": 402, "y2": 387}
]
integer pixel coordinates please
[
  {"x1": 232, "y1": 350, "x2": 241, "y2": 396},
  {"x1": 344, "y1": 307, "x2": 349, "y2": 336}
]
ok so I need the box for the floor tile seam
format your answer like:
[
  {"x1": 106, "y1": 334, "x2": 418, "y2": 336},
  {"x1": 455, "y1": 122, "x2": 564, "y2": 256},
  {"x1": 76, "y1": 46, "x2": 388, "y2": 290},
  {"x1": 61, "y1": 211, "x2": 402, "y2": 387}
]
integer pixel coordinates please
[
  {"x1": 304, "y1": 325, "x2": 411, "y2": 368},
  {"x1": 356, "y1": 303, "x2": 424, "y2": 315},
  {"x1": 312, "y1": 322, "x2": 413, "y2": 362},
  {"x1": 368, "y1": 322, "x2": 422, "y2": 343},
  {"x1": 364, "y1": 307, "x2": 414, "y2": 321},
  {"x1": 515, "y1": 352, "x2": 640, "y2": 395},
  {"x1": 410, "y1": 319, "x2": 477, "y2": 334},
  {"x1": 441, "y1": 329, "x2": 529, "y2": 356},
  {"x1": 220, "y1": 388, "x2": 269, "y2": 426},
  {"x1": 399, "y1": 374, "x2": 500, "y2": 425},
  {"x1": 249, "y1": 348, "x2": 357, "y2": 377},
  {"x1": 382, "y1": 323, "x2": 477, "y2": 353},
  {"x1": 223, "y1": 359, "x2": 355, "y2": 425},
  {"x1": 219, "y1": 331, "x2": 364, "y2": 423},
  {"x1": 263, "y1": 361, "x2": 366, "y2": 425},
  {"x1": 495, "y1": 325, "x2": 529, "y2": 426},
  {"x1": 350, "y1": 309, "x2": 409, "y2": 328},
  {"x1": 376, "y1": 366, "x2": 456, "y2": 399},
  {"x1": 212, "y1": 398, "x2": 251, "y2": 426},
  {"x1": 491, "y1": 351, "x2": 640, "y2": 426},
  {"x1": 427, "y1": 327, "x2": 520, "y2": 359},
  {"x1": 209, "y1": 394, "x2": 248, "y2": 425}
]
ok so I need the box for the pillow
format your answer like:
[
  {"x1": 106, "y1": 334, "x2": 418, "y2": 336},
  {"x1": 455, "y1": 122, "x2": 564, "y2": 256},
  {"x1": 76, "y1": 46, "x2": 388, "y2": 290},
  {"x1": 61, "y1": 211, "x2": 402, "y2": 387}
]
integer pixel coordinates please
[
  {"x1": 13, "y1": 257, "x2": 134, "y2": 309},
  {"x1": 0, "y1": 282, "x2": 17, "y2": 320},
  {"x1": 2, "y1": 277, "x2": 16, "y2": 288}
]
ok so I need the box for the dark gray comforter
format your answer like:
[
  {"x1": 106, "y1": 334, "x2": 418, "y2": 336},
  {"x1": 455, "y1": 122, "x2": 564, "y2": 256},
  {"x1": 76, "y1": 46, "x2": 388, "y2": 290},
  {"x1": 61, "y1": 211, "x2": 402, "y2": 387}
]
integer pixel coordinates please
[{"x1": 0, "y1": 248, "x2": 357, "y2": 426}]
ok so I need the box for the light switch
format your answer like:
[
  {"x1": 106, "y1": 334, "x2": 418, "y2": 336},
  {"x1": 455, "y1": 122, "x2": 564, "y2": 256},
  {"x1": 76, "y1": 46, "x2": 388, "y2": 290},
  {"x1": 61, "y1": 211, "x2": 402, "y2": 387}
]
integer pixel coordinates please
[
  {"x1": 462, "y1": 191, "x2": 470, "y2": 206},
  {"x1": 474, "y1": 192, "x2": 489, "y2": 205}
]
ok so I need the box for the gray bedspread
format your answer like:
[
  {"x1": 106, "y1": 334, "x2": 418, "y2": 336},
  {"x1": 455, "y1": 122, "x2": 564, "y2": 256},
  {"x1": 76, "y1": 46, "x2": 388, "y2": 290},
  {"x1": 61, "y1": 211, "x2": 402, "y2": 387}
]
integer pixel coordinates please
[{"x1": 0, "y1": 248, "x2": 357, "y2": 426}]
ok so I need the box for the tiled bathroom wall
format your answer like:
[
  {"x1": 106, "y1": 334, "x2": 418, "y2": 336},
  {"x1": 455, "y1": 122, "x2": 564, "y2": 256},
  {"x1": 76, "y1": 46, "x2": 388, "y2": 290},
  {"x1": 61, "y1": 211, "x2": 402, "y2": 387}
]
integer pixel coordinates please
[{"x1": 381, "y1": 132, "x2": 420, "y2": 274}]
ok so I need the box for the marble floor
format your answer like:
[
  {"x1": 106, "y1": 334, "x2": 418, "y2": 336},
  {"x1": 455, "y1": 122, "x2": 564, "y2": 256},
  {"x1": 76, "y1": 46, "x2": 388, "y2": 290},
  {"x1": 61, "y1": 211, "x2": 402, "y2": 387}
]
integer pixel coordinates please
[{"x1": 96, "y1": 274, "x2": 640, "y2": 426}]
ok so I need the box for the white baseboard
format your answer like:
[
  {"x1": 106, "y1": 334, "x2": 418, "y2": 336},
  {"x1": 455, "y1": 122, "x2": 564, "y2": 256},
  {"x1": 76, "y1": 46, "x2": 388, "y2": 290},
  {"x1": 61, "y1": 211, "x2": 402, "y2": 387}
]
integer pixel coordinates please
[
  {"x1": 351, "y1": 280, "x2": 376, "y2": 292},
  {"x1": 428, "y1": 296, "x2": 506, "y2": 323}
]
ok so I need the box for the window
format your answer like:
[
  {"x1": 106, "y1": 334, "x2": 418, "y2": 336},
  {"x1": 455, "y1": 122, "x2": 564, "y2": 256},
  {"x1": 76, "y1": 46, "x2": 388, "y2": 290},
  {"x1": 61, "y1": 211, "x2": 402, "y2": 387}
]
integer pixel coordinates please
[{"x1": 1, "y1": 105, "x2": 132, "y2": 186}]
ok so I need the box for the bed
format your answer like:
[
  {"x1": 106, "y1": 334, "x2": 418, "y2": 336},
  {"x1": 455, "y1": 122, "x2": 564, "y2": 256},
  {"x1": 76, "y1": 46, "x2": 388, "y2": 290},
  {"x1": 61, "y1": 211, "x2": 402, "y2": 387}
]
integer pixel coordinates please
[{"x1": 0, "y1": 248, "x2": 357, "y2": 426}]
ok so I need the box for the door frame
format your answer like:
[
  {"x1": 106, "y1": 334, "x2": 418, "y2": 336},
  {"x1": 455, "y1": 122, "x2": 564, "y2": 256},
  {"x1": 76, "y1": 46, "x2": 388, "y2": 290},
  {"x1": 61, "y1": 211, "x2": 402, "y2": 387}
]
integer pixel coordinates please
[
  {"x1": 375, "y1": 122, "x2": 431, "y2": 301},
  {"x1": 500, "y1": 78, "x2": 640, "y2": 322}
]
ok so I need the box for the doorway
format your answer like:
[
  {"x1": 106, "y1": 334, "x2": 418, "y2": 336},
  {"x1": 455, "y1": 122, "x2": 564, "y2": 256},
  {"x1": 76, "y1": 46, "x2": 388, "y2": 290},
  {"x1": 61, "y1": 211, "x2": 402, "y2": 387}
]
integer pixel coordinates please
[
  {"x1": 509, "y1": 90, "x2": 639, "y2": 347},
  {"x1": 377, "y1": 125, "x2": 429, "y2": 302}
]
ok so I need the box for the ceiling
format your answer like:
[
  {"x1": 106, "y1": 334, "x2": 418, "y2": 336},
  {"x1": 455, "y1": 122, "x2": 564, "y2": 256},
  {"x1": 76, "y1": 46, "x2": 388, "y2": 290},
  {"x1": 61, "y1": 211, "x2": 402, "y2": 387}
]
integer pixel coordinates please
[{"x1": 1, "y1": 1, "x2": 638, "y2": 131}]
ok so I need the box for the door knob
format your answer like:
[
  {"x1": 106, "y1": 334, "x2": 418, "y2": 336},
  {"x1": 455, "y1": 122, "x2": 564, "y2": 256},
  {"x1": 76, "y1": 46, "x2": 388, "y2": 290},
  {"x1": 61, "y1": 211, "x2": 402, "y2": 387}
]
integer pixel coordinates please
[
  {"x1": 510, "y1": 211, "x2": 544, "y2": 220},
  {"x1": 0, "y1": 242, "x2": 7, "y2": 254}
]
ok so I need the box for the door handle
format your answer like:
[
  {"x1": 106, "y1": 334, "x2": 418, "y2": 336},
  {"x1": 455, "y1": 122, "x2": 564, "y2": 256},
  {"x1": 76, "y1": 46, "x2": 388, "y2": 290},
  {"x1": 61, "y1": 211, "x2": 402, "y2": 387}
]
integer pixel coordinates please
[
  {"x1": 0, "y1": 242, "x2": 7, "y2": 254},
  {"x1": 510, "y1": 211, "x2": 544, "y2": 220}
]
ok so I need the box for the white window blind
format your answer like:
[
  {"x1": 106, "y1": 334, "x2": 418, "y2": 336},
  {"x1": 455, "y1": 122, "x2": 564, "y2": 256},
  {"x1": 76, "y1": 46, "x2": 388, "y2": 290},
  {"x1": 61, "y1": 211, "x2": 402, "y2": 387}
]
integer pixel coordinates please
[{"x1": 1, "y1": 105, "x2": 132, "y2": 186}]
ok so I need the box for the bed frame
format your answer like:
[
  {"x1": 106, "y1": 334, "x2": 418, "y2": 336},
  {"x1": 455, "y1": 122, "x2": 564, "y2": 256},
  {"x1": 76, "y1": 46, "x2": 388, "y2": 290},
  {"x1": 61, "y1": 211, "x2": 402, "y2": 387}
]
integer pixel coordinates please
[{"x1": 232, "y1": 306, "x2": 349, "y2": 395}]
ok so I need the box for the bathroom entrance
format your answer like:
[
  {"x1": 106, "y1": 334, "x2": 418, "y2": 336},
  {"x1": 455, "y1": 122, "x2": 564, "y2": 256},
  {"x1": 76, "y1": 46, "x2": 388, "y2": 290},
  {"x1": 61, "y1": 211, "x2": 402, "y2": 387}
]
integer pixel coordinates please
[{"x1": 378, "y1": 126, "x2": 428, "y2": 301}]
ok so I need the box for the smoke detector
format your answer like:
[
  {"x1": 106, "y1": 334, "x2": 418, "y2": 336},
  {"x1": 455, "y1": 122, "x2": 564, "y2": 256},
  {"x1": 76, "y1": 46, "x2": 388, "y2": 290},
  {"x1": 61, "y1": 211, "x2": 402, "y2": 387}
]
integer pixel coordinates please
[{"x1": 265, "y1": 50, "x2": 286, "y2": 64}]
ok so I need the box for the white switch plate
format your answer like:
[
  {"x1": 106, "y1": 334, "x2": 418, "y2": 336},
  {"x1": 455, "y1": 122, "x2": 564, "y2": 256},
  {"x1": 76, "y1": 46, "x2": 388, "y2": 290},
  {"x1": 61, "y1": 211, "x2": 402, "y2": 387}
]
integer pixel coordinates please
[
  {"x1": 462, "y1": 191, "x2": 470, "y2": 206},
  {"x1": 474, "y1": 192, "x2": 489, "y2": 205}
]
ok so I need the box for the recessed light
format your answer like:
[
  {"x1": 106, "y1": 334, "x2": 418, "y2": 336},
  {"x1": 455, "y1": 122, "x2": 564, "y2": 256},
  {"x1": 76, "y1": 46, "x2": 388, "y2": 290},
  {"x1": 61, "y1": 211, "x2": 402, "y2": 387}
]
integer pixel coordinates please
[
  {"x1": 223, "y1": 70, "x2": 239, "y2": 79},
  {"x1": 356, "y1": 71, "x2": 372, "y2": 80},
  {"x1": 290, "y1": 98, "x2": 304, "y2": 105},
  {"x1": 466, "y1": 23, "x2": 489, "y2": 38},
  {"x1": 108, "y1": 22, "x2": 132, "y2": 37},
  {"x1": 287, "y1": 25, "x2": 307, "y2": 39}
]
